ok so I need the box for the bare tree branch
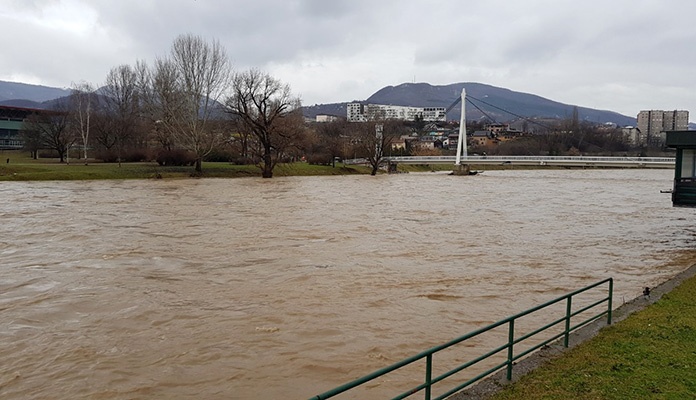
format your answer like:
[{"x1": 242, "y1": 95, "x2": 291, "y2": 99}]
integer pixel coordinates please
[{"x1": 226, "y1": 69, "x2": 303, "y2": 178}]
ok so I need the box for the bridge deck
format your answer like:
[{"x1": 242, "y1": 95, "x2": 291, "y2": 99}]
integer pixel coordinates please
[{"x1": 347, "y1": 156, "x2": 675, "y2": 169}]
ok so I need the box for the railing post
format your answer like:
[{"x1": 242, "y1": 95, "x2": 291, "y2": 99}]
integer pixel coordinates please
[
  {"x1": 506, "y1": 319, "x2": 515, "y2": 380},
  {"x1": 564, "y1": 296, "x2": 572, "y2": 347},
  {"x1": 607, "y1": 278, "x2": 613, "y2": 325},
  {"x1": 309, "y1": 278, "x2": 618, "y2": 400},
  {"x1": 425, "y1": 354, "x2": 432, "y2": 400}
]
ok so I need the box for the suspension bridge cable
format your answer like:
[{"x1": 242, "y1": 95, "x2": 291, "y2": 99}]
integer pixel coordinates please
[
  {"x1": 464, "y1": 94, "x2": 616, "y2": 153},
  {"x1": 465, "y1": 97, "x2": 498, "y2": 124},
  {"x1": 465, "y1": 94, "x2": 557, "y2": 131}
]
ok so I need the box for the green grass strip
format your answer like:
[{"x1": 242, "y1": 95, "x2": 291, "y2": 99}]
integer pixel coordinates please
[{"x1": 491, "y1": 275, "x2": 696, "y2": 400}]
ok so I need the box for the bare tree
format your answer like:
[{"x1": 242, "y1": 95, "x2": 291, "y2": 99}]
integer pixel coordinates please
[
  {"x1": 354, "y1": 120, "x2": 404, "y2": 175},
  {"x1": 70, "y1": 81, "x2": 95, "y2": 160},
  {"x1": 101, "y1": 64, "x2": 142, "y2": 166},
  {"x1": 141, "y1": 58, "x2": 180, "y2": 151},
  {"x1": 145, "y1": 34, "x2": 231, "y2": 173},
  {"x1": 91, "y1": 111, "x2": 118, "y2": 152},
  {"x1": 313, "y1": 120, "x2": 351, "y2": 165},
  {"x1": 226, "y1": 69, "x2": 303, "y2": 178},
  {"x1": 20, "y1": 103, "x2": 75, "y2": 163}
]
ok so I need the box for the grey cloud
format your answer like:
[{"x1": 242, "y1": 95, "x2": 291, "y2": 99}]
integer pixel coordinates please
[{"x1": 3, "y1": 0, "x2": 696, "y2": 116}]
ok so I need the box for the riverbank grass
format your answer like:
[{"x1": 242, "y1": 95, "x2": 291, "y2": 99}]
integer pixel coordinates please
[
  {"x1": 490, "y1": 274, "x2": 696, "y2": 399},
  {"x1": 0, "y1": 156, "x2": 374, "y2": 181}
]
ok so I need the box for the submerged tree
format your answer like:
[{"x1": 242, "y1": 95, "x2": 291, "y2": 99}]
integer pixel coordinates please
[{"x1": 226, "y1": 69, "x2": 304, "y2": 178}]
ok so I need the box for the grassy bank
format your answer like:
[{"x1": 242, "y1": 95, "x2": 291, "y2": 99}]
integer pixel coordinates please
[
  {"x1": 0, "y1": 151, "x2": 472, "y2": 181},
  {"x1": 0, "y1": 152, "x2": 379, "y2": 181},
  {"x1": 490, "y1": 273, "x2": 696, "y2": 399}
]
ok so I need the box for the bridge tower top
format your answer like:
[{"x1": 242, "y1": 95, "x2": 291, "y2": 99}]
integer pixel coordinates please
[{"x1": 455, "y1": 88, "x2": 467, "y2": 165}]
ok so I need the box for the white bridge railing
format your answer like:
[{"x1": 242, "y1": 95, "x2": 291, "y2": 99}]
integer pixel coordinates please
[{"x1": 345, "y1": 156, "x2": 675, "y2": 168}]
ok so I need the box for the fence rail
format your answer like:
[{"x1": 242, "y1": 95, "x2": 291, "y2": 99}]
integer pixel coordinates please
[
  {"x1": 344, "y1": 156, "x2": 674, "y2": 168},
  {"x1": 309, "y1": 278, "x2": 613, "y2": 400}
]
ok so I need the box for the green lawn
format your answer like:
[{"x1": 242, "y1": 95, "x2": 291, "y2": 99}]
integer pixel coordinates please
[
  {"x1": 490, "y1": 274, "x2": 696, "y2": 400},
  {"x1": 0, "y1": 151, "x2": 467, "y2": 181},
  {"x1": 0, "y1": 152, "x2": 380, "y2": 181}
]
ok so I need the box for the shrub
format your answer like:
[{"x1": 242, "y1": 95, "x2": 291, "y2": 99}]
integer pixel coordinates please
[
  {"x1": 155, "y1": 149, "x2": 197, "y2": 166},
  {"x1": 203, "y1": 149, "x2": 236, "y2": 162},
  {"x1": 94, "y1": 149, "x2": 118, "y2": 163},
  {"x1": 306, "y1": 153, "x2": 333, "y2": 165},
  {"x1": 122, "y1": 149, "x2": 150, "y2": 162},
  {"x1": 231, "y1": 156, "x2": 258, "y2": 165},
  {"x1": 38, "y1": 150, "x2": 60, "y2": 159}
]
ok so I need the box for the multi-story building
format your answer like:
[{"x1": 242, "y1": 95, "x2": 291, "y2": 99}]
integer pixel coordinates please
[
  {"x1": 637, "y1": 110, "x2": 689, "y2": 145},
  {"x1": 346, "y1": 103, "x2": 446, "y2": 123},
  {"x1": 347, "y1": 103, "x2": 366, "y2": 122},
  {"x1": 622, "y1": 126, "x2": 643, "y2": 147},
  {"x1": 315, "y1": 114, "x2": 341, "y2": 123},
  {"x1": 0, "y1": 105, "x2": 43, "y2": 150}
]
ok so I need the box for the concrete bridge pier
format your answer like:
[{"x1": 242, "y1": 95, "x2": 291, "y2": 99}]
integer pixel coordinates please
[{"x1": 452, "y1": 164, "x2": 471, "y2": 175}]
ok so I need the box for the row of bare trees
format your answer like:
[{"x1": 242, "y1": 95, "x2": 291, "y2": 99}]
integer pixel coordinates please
[
  {"x1": 21, "y1": 34, "x2": 306, "y2": 178},
  {"x1": 28, "y1": 34, "x2": 643, "y2": 177}
]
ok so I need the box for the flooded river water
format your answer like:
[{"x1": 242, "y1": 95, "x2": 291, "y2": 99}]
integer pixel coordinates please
[{"x1": 1, "y1": 169, "x2": 695, "y2": 399}]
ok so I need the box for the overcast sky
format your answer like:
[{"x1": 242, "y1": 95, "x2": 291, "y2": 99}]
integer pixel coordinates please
[{"x1": 2, "y1": 0, "x2": 695, "y2": 118}]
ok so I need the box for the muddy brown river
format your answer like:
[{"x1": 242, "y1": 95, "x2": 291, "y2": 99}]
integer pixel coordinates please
[{"x1": 1, "y1": 169, "x2": 694, "y2": 399}]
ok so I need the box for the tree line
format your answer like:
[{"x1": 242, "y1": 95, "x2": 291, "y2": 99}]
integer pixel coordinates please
[
  {"x1": 21, "y1": 34, "x2": 311, "y2": 178},
  {"x1": 20, "y1": 34, "x2": 657, "y2": 178}
]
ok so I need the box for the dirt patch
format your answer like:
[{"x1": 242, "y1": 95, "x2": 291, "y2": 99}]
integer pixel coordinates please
[{"x1": 448, "y1": 264, "x2": 696, "y2": 400}]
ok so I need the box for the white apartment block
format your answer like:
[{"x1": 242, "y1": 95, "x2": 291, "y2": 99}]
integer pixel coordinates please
[
  {"x1": 622, "y1": 126, "x2": 643, "y2": 147},
  {"x1": 347, "y1": 103, "x2": 366, "y2": 122},
  {"x1": 315, "y1": 114, "x2": 340, "y2": 123},
  {"x1": 347, "y1": 103, "x2": 446, "y2": 122},
  {"x1": 637, "y1": 110, "x2": 689, "y2": 145}
]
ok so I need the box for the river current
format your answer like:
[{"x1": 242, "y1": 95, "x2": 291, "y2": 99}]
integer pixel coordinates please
[{"x1": 1, "y1": 169, "x2": 694, "y2": 399}]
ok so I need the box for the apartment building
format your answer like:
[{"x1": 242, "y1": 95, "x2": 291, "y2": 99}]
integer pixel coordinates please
[
  {"x1": 637, "y1": 110, "x2": 689, "y2": 145},
  {"x1": 347, "y1": 103, "x2": 446, "y2": 122}
]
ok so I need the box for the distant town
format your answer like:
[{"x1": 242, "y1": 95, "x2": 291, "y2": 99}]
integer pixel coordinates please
[
  {"x1": 311, "y1": 103, "x2": 688, "y2": 157},
  {"x1": 0, "y1": 61, "x2": 691, "y2": 179},
  {"x1": 0, "y1": 100, "x2": 689, "y2": 169}
]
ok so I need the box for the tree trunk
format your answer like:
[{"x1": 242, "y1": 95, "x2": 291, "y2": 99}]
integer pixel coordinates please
[
  {"x1": 370, "y1": 164, "x2": 379, "y2": 176},
  {"x1": 262, "y1": 147, "x2": 273, "y2": 178},
  {"x1": 195, "y1": 158, "x2": 203, "y2": 173}
]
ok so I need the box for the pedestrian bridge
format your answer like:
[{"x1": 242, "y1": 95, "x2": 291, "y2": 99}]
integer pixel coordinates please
[{"x1": 347, "y1": 156, "x2": 675, "y2": 169}]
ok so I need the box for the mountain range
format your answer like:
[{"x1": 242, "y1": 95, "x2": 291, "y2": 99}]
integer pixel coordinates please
[
  {"x1": 0, "y1": 80, "x2": 71, "y2": 108},
  {"x1": 1, "y1": 79, "x2": 637, "y2": 126},
  {"x1": 303, "y1": 82, "x2": 637, "y2": 126}
]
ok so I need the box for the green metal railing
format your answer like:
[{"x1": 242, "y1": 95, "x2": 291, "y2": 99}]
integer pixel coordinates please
[{"x1": 310, "y1": 278, "x2": 613, "y2": 400}]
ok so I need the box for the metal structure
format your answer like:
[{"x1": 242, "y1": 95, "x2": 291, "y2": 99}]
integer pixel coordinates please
[
  {"x1": 310, "y1": 278, "x2": 613, "y2": 400},
  {"x1": 666, "y1": 131, "x2": 696, "y2": 206},
  {"x1": 455, "y1": 88, "x2": 467, "y2": 165},
  {"x1": 345, "y1": 155, "x2": 675, "y2": 169}
]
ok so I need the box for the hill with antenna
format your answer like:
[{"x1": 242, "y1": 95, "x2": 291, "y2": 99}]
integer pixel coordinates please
[{"x1": 303, "y1": 82, "x2": 637, "y2": 126}]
